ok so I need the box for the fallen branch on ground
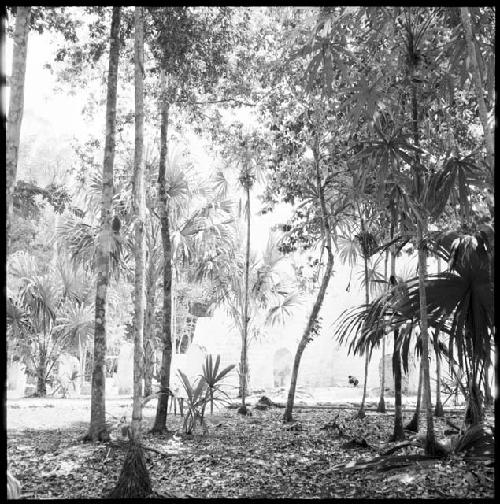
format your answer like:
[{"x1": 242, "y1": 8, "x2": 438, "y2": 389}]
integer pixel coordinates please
[{"x1": 380, "y1": 441, "x2": 419, "y2": 456}]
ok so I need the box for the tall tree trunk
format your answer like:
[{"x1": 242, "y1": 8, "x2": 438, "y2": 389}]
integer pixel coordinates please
[
  {"x1": 283, "y1": 130, "x2": 334, "y2": 422},
  {"x1": 377, "y1": 249, "x2": 389, "y2": 413},
  {"x1": 131, "y1": 4, "x2": 146, "y2": 439},
  {"x1": 433, "y1": 258, "x2": 444, "y2": 417},
  {"x1": 406, "y1": 356, "x2": 423, "y2": 431},
  {"x1": 390, "y1": 207, "x2": 405, "y2": 441},
  {"x1": 152, "y1": 69, "x2": 173, "y2": 433},
  {"x1": 84, "y1": 6, "x2": 121, "y2": 443},
  {"x1": 143, "y1": 278, "x2": 156, "y2": 398},
  {"x1": 6, "y1": 7, "x2": 30, "y2": 254},
  {"x1": 357, "y1": 223, "x2": 370, "y2": 419},
  {"x1": 460, "y1": 8, "x2": 494, "y2": 173},
  {"x1": 416, "y1": 194, "x2": 436, "y2": 454},
  {"x1": 111, "y1": 9, "x2": 151, "y2": 496},
  {"x1": 410, "y1": 29, "x2": 436, "y2": 453},
  {"x1": 238, "y1": 182, "x2": 251, "y2": 413}
]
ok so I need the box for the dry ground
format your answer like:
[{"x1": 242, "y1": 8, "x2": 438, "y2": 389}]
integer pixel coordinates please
[{"x1": 6, "y1": 396, "x2": 494, "y2": 499}]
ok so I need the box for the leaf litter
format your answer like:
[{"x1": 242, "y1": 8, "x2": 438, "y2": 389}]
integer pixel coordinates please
[{"x1": 7, "y1": 401, "x2": 494, "y2": 499}]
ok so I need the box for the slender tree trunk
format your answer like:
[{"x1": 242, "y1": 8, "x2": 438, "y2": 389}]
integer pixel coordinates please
[
  {"x1": 417, "y1": 217, "x2": 436, "y2": 454},
  {"x1": 465, "y1": 380, "x2": 484, "y2": 426},
  {"x1": 37, "y1": 344, "x2": 47, "y2": 397},
  {"x1": 110, "y1": 10, "x2": 151, "y2": 496},
  {"x1": 406, "y1": 356, "x2": 423, "y2": 431},
  {"x1": 238, "y1": 183, "x2": 251, "y2": 413},
  {"x1": 410, "y1": 29, "x2": 436, "y2": 453},
  {"x1": 143, "y1": 266, "x2": 157, "y2": 397},
  {"x1": 464, "y1": 327, "x2": 484, "y2": 426},
  {"x1": 6, "y1": 7, "x2": 30, "y2": 254},
  {"x1": 483, "y1": 364, "x2": 493, "y2": 407},
  {"x1": 433, "y1": 329, "x2": 444, "y2": 417},
  {"x1": 357, "y1": 233, "x2": 370, "y2": 419},
  {"x1": 131, "y1": 4, "x2": 146, "y2": 439},
  {"x1": 389, "y1": 206, "x2": 405, "y2": 441},
  {"x1": 283, "y1": 130, "x2": 334, "y2": 422},
  {"x1": 460, "y1": 7, "x2": 494, "y2": 173},
  {"x1": 81, "y1": 342, "x2": 87, "y2": 392},
  {"x1": 377, "y1": 250, "x2": 389, "y2": 413},
  {"x1": 152, "y1": 69, "x2": 173, "y2": 433},
  {"x1": 433, "y1": 258, "x2": 444, "y2": 417},
  {"x1": 84, "y1": 6, "x2": 121, "y2": 443}
]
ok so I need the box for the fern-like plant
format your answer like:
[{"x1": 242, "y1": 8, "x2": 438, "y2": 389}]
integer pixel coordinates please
[
  {"x1": 178, "y1": 370, "x2": 209, "y2": 435},
  {"x1": 202, "y1": 354, "x2": 235, "y2": 415}
]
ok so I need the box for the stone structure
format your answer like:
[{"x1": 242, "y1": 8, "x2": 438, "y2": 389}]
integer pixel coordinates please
[
  {"x1": 7, "y1": 360, "x2": 27, "y2": 396},
  {"x1": 189, "y1": 277, "x2": 423, "y2": 395},
  {"x1": 115, "y1": 342, "x2": 134, "y2": 395}
]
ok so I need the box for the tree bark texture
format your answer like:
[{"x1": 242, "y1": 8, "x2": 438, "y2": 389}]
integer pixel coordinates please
[
  {"x1": 6, "y1": 7, "x2": 30, "y2": 253},
  {"x1": 357, "y1": 225, "x2": 370, "y2": 419},
  {"x1": 131, "y1": 4, "x2": 146, "y2": 439},
  {"x1": 483, "y1": 365, "x2": 493, "y2": 406},
  {"x1": 36, "y1": 344, "x2": 47, "y2": 397},
  {"x1": 376, "y1": 334, "x2": 386, "y2": 413},
  {"x1": 410, "y1": 30, "x2": 436, "y2": 452},
  {"x1": 152, "y1": 69, "x2": 173, "y2": 432},
  {"x1": 283, "y1": 131, "x2": 334, "y2": 422},
  {"x1": 239, "y1": 183, "x2": 251, "y2": 410},
  {"x1": 460, "y1": 7, "x2": 494, "y2": 173},
  {"x1": 390, "y1": 206, "x2": 404, "y2": 441},
  {"x1": 377, "y1": 250, "x2": 389, "y2": 413},
  {"x1": 433, "y1": 329, "x2": 444, "y2": 417},
  {"x1": 143, "y1": 278, "x2": 157, "y2": 397},
  {"x1": 392, "y1": 329, "x2": 405, "y2": 441},
  {"x1": 108, "y1": 439, "x2": 152, "y2": 498},
  {"x1": 417, "y1": 217, "x2": 436, "y2": 453},
  {"x1": 85, "y1": 6, "x2": 121, "y2": 442}
]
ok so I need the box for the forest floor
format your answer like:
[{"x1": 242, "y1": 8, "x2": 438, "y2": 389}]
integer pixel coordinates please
[{"x1": 7, "y1": 396, "x2": 494, "y2": 499}]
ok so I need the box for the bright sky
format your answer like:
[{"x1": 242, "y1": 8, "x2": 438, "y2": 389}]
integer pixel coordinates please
[
  {"x1": 5, "y1": 32, "x2": 89, "y2": 138},
  {"x1": 4, "y1": 22, "x2": 294, "y2": 254}
]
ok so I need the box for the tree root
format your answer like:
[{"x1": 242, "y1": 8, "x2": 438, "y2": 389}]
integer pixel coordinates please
[
  {"x1": 376, "y1": 398, "x2": 386, "y2": 413},
  {"x1": 343, "y1": 454, "x2": 439, "y2": 472},
  {"x1": 108, "y1": 439, "x2": 152, "y2": 498},
  {"x1": 434, "y1": 401, "x2": 444, "y2": 417},
  {"x1": 404, "y1": 415, "x2": 419, "y2": 432},
  {"x1": 80, "y1": 427, "x2": 110, "y2": 443},
  {"x1": 149, "y1": 425, "x2": 170, "y2": 435},
  {"x1": 381, "y1": 441, "x2": 417, "y2": 456}
]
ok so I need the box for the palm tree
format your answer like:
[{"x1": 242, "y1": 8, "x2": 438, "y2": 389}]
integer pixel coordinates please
[
  {"x1": 7, "y1": 254, "x2": 92, "y2": 397},
  {"x1": 401, "y1": 231, "x2": 493, "y2": 426},
  {"x1": 55, "y1": 301, "x2": 94, "y2": 391},
  {"x1": 236, "y1": 136, "x2": 256, "y2": 413},
  {"x1": 151, "y1": 137, "x2": 235, "y2": 430},
  {"x1": 376, "y1": 249, "x2": 390, "y2": 413},
  {"x1": 337, "y1": 211, "x2": 381, "y2": 419},
  {"x1": 355, "y1": 219, "x2": 380, "y2": 418},
  {"x1": 200, "y1": 229, "x2": 300, "y2": 409},
  {"x1": 337, "y1": 227, "x2": 493, "y2": 429},
  {"x1": 110, "y1": 9, "x2": 152, "y2": 496}
]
